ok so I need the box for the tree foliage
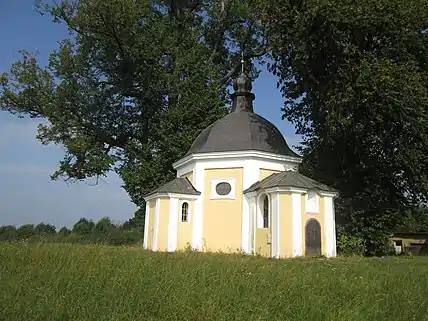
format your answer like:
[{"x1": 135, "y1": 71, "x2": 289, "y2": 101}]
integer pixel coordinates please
[
  {"x1": 35, "y1": 223, "x2": 57, "y2": 235},
  {"x1": 72, "y1": 217, "x2": 95, "y2": 235},
  {"x1": 0, "y1": 226, "x2": 18, "y2": 242},
  {"x1": 2, "y1": 0, "x2": 427, "y2": 255},
  {"x1": 17, "y1": 224, "x2": 36, "y2": 239},
  {"x1": 125, "y1": 207, "x2": 145, "y2": 229},
  {"x1": 0, "y1": 216, "x2": 144, "y2": 245},
  {"x1": 396, "y1": 205, "x2": 428, "y2": 233},
  {"x1": 58, "y1": 226, "x2": 72, "y2": 236},
  {"x1": 262, "y1": 0, "x2": 428, "y2": 254},
  {"x1": 0, "y1": 0, "x2": 268, "y2": 205}
]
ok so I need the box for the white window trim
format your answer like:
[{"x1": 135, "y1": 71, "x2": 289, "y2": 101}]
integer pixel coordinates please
[
  {"x1": 210, "y1": 178, "x2": 236, "y2": 200},
  {"x1": 180, "y1": 201, "x2": 191, "y2": 223},
  {"x1": 256, "y1": 194, "x2": 269, "y2": 228},
  {"x1": 306, "y1": 190, "x2": 320, "y2": 213}
]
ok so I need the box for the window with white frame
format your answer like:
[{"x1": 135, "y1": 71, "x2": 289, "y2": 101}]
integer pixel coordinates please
[
  {"x1": 306, "y1": 190, "x2": 319, "y2": 213},
  {"x1": 210, "y1": 179, "x2": 236, "y2": 199},
  {"x1": 263, "y1": 195, "x2": 269, "y2": 228},
  {"x1": 257, "y1": 194, "x2": 269, "y2": 228},
  {"x1": 181, "y1": 202, "x2": 189, "y2": 222}
]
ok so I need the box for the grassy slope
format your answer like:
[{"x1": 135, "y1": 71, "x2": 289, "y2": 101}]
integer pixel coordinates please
[{"x1": 1, "y1": 243, "x2": 428, "y2": 321}]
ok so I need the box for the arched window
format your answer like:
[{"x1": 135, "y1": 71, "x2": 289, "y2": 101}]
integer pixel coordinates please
[
  {"x1": 181, "y1": 202, "x2": 189, "y2": 222},
  {"x1": 263, "y1": 195, "x2": 269, "y2": 228}
]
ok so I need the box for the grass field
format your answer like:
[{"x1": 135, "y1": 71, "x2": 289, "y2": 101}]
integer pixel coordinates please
[{"x1": 1, "y1": 243, "x2": 428, "y2": 321}]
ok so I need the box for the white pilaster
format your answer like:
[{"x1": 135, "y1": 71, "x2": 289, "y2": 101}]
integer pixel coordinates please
[
  {"x1": 323, "y1": 196, "x2": 336, "y2": 257},
  {"x1": 153, "y1": 198, "x2": 160, "y2": 251},
  {"x1": 252, "y1": 196, "x2": 258, "y2": 254},
  {"x1": 242, "y1": 160, "x2": 259, "y2": 254},
  {"x1": 167, "y1": 198, "x2": 179, "y2": 252},
  {"x1": 143, "y1": 202, "x2": 150, "y2": 249},
  {"x1": 292, "y1": 192, "x2": 303, "y2": 257},
  {"x1": 271, "y1": 193, "x2": 281, "y2": 258},
  {"x1": 247, "y1": 196, "x2": 256, "y2": 254},
  {"x1": 332, "y1": 203, "x2": 337, "y2": 257},
  {"x1": 192, "y1": 163, "x2": 204, "y2": 250}
]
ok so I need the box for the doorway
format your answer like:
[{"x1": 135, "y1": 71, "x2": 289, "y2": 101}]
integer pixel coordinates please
[
  {"x1": 255, "y1": 195, "x2": 272, "y2": 257},
  {"x1": 305, "y1": 218, "x2": 321, "y2": 256}
]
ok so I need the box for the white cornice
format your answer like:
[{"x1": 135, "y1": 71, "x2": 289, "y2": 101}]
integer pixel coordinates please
[
  {"x1": 246, "y1": 187, "x2": 338, "y2": 197},
  {"x1": 263, "y1": 187, "x2": 338, "y2": 196},
  {"x1": 244, "y1": 191, "x2": 258, "y2": 199},
  {"x1": 264, "y1": 187, "x2": 307, "y2": 194},
  {"x1": 144, "y1": 193, "x2": 200, "y2": 202},
  {"x1": 173, "y1": 150, "x2": 302, "y2": 170},
  {"x1": 319, "y1": 191, "x2": 339, "y2": 198}
]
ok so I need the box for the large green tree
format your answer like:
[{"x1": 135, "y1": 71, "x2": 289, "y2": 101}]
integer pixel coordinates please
[
  {"x1": 262, "y1": 0, "x2": 428, "y2": 254},
  {"x1": 0, "y1": 0, "x2": 268, "y2": 206}
]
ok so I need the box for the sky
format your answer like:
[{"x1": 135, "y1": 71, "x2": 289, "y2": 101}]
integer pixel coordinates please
[{"x1": 0, "y1": 0, "x2": 301, "y2": 228}]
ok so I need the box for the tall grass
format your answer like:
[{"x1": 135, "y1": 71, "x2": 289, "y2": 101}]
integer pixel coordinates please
[{"x1": 1, "y1": 243, "x2": 428, "y2": 321}]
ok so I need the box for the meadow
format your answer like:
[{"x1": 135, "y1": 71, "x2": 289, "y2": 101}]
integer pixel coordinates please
[{"x1": 1, "y1": 243, "x2": 428, "y2": 321}]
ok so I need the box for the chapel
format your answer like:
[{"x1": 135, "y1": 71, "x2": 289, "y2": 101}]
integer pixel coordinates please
[{"x1": 143, "y1": 69, "x2": 338, "y2": 258}]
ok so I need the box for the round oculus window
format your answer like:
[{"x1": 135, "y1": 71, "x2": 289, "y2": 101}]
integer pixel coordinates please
[{"x1": 215, "y1": 182, "x2": 232, "y2": 196}]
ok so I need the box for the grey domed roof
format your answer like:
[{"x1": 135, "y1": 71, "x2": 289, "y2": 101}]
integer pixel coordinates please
[
  {"x1": 185, "y1": 71, "x2": 300, "y2": 158},
  {"x1": 185, "y1": 111, "x2": 299, "y2": 157}
]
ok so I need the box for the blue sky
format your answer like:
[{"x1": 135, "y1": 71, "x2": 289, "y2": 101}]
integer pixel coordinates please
[{"x1": 0, "y1": 0, "x2": 301, "y2": 228}]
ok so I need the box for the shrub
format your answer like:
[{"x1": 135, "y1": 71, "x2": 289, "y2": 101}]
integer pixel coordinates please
[
  {"x1": 35, "y1": 223, "x2": 57, "y2": 235},
  {"x1": 58, "y1": 227, "x2": 71, "y2": 237},
  {"x1": 72, "y1": 218, "x2": 95, "y2": 235},
  {"x1": 0, "y1": 225, "x2": 17, "y2": 241},
  {"x1": 17, "y1": 224, "x2": 35, "y2": 240},
  {"x1": 337, "y1": 232, "x2": 365, "y2": 256}
]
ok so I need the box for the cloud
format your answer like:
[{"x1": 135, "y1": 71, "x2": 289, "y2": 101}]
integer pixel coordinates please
[{"x1": 0, "y1": 114, "x2": 136, "y2": 228}]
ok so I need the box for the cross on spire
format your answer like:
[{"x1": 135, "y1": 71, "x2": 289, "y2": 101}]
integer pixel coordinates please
[{"x1": 230, "y1": 52, "x2": 255, "y2": 113}]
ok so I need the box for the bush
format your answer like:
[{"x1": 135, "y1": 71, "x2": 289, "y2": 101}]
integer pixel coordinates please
[
  {"x1": 362, "y1": 232, "x2": 396, "y2": 257},
  {"x1": 72, "y1": 218, "x2": 95, "y2": 235},
  {"x1": 121, "y1": 229, "x2": 143, "y2": 245},
  {"x1": 0, "y1": 225, "x2": 17, "y2": 241},
  {"x1": 35, "y1": 223, "x2": 57, "y2": 236},
  {"x1": 0, "y1": 217, "x2": 145, "y2": 246},
  {"x1": 17, "y1": 224, "x2": 35, "y2": 239},
  {"x1": 58, "y1": 227, "x2": 71, "y2": 237},
  {"x1": 337, "y1": 232, "x2": 365, "y2": 256}
]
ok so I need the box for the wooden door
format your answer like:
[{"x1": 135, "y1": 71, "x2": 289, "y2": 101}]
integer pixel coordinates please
[{"x1": 305, "y1": 219, "x2": 321, "y2": 256}]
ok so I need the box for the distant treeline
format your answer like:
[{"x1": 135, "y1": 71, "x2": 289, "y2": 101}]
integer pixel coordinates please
[
  {"x1": 0, "y1": 215, "x2": 144, "y2": 246},
  {"x1": 2, "y1": 206, "x2": 428, "y2": 251}
]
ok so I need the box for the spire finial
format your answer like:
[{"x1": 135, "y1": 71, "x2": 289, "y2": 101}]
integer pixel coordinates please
[{"x1": 230, "y1": 54, "x2": 255, "y2": 113}]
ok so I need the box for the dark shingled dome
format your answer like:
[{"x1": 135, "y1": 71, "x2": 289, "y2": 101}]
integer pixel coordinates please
[
  {"x1": 185, "y1": 71, "x2": 300, "y2": 158},
  {"x1": 185, "y1": 111, "x2": 299, "y2": 157}
]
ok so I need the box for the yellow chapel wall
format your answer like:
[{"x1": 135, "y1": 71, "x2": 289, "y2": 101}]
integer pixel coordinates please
[
  {"x1": 146, "y1": 200, "x2": 156, "y2": 249},
  {"x1": 203, "y1": 168, "x2": 243, "y2": 253},
  {"x1": 259, "y1": 169, "x2": 282, "y2": 181},
  {"x1": 255, "y1": 228, "x2": 270, "y2": 257},
  {"x1": 177, "y1": 200, "x2": 194, "y2": 250},
  {"x1": 279, "y1": 193, "x2": 293, "y2": 258},
  {"x1": 255, "y1": 164, "x2": 282, "y2": 256},
  {"x1": 257, "y1": 167, "x2": 292, "y2": 257},
  {"x1": 254, "y1": 193, "x2": 271, "y2": 257},
  {"x1": 156, "y1": 198, "x2": 170, "y2": 252},
  {"x1": 301, "y1": 194, "x2": 326, "y2": 256}
]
